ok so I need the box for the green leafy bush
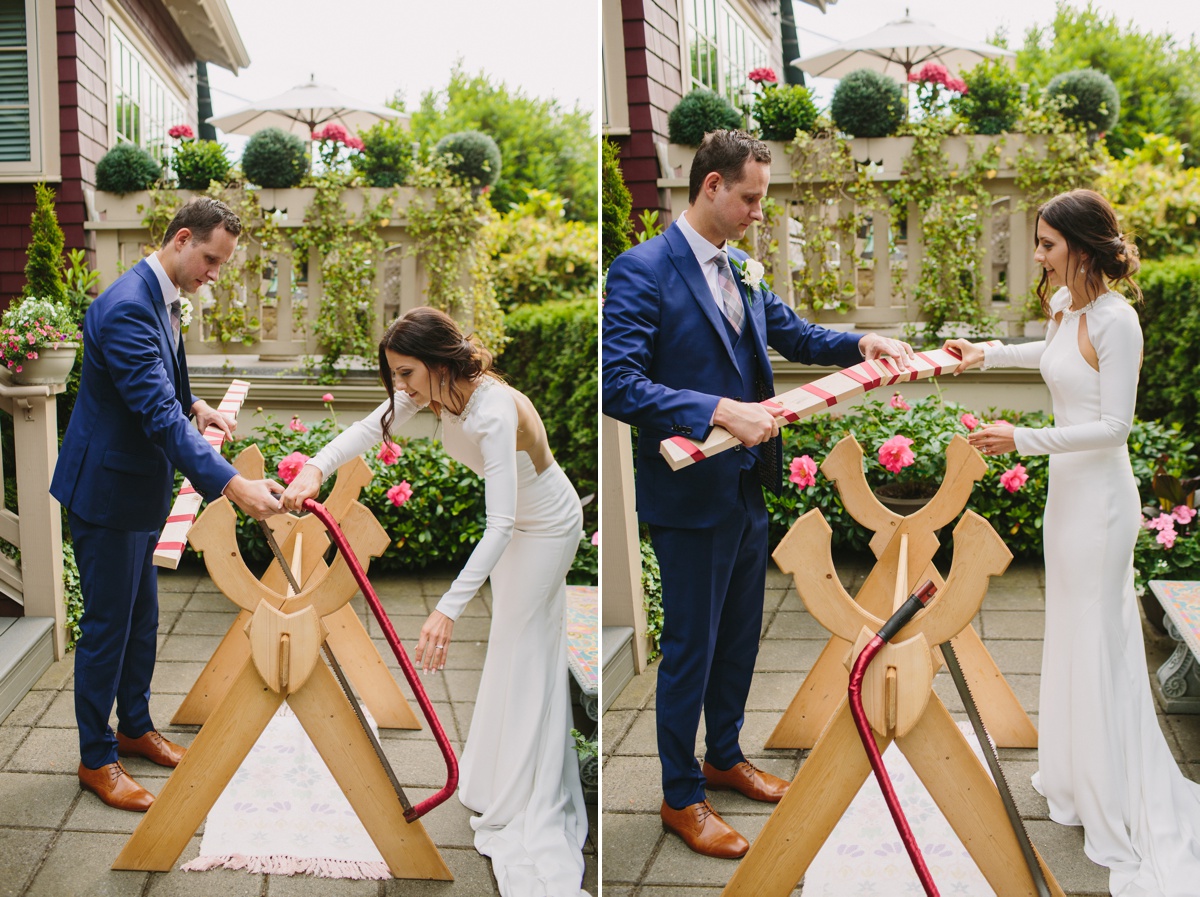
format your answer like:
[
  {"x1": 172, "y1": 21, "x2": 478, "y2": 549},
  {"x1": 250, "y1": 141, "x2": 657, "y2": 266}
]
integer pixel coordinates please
[
  {"x1": 1045, "y1": 68, "x2": 1120, "y2": 134},
  {"x1": 350, "y1": 120, "x2": 413, "y2": 187},
  {"x1": 491, "y1": 190, "x2": 595, "y2": 310},
  {"x1": 753, "y1": 84, "x2": 818, "y2": 141},
  {"x1": 497, "y1": 298, "x2": 598, "y2": 531},
  {"x1": 435, "y1": 130, "x2": 502, "y2": 188},
  {"x1": 241, "y1": 128, "x2": 309, "y2": 189},
  {"x1": 830, "y1": 69, "x2": 906, "y2": 138},
  {"x1": 172, "y1": 139, "x2": 231, "y2": 190},
  {"x1": 667, "y1": 90, "x2": 742, "y2": 146},
  {"x1": 953, "y1": 59, "x2": 1023, "y2": 135},
  {"x1": 1135, "y1": 255, "x2": 1200, "y2": 435},
  {"x1": 23, "y1": 182, "x2": 67, "y2": 305},
  {"x1": 1098, "y1": 134, "x2": 1200, "y2": 260},
  {"x1": 95, "y1": 143, "x2": 163, "y2": 194},
  {"x1": 602, "y1": 138, "x2": 632, "y2": 271}
]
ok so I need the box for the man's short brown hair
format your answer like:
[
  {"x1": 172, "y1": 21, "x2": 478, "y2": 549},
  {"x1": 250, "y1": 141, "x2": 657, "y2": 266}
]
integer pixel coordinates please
[
  {"x1": 688, "y1": 130, "x2": 772, "y2": 204},
  {"x1": 161, "y1": 196, "x2": 242, "y2": 247}
]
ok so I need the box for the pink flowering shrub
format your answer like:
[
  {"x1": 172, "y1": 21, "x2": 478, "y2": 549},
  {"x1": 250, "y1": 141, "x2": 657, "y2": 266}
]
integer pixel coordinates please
[
  {"x1": 386, "y1": 481, "x2": 413, "y2": 507},
  {"x1": 277, "y1": 451, "x2": 309, "y2": 484},
  {"x1": 0, "y1": 298, "x2": 81, "y2": 375},
  {"x1": 789, "y1": 454, "x2": 818, "y2": 489},
  {"x1": 961, "y1": 413, "x2": 979, "y2": 431},
  {"x1": 748, "y1": 67, "x2": 778, "y2": 85},
  {"x1": 376, "y1": 441, "x2": 402, "y2": 465},
  {"x1": 289, "y1": 416, "x2": 308, "y2": 433},
  {"x1": 908, "y1": 62, "x2": 967, "y2": 118},
  {"x1": 168, "y1": 124, "x2": 195, "y2": 140},
  {"x1": 890, "y1": 393, "x2": 911, "y2": 411},
  {"x1": 878, "y1": 435, "x2": 915, "y2": 474},
  {"x1": 999, "y1": 463, "x2": 1029, "y2": 493}
]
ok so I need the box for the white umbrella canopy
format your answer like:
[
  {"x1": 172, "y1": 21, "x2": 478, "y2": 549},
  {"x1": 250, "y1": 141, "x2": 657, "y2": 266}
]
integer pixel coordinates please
[
  {"x1": 208, "y1": 76, "x2": 407, "y2": 138},
  {"x1": 791, "y1": 14, "x2": 1014, "y2": 82}
]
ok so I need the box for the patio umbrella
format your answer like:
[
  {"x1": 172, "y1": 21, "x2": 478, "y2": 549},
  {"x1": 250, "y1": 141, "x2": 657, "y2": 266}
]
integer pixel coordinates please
[
  {"x1": 791, "y1": 13, "x2": 1014, "y2": 82},
  {"x1": 207, "y1": 76, "x2": 407, "y2": 138}
]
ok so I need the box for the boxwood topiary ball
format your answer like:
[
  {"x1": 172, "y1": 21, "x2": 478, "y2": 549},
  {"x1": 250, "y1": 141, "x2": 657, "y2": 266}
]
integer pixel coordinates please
[
  {"x1": 95, "y1": 143, "x2": 164, "y2": 194},
  {"x1": 754, "y1": 84, "x2": 819, "y2": 141},
  {"x1": 434, "y1": 130, "x2": 502, "y2": 188},
  {"x1": 830, "y1": 69, "x2": 906, "y2": 138},
  {"x1": 667, "y1": 90, "x2": 743, "y2": 146},
  {"x1": 241, "y1": 127, "x2": 309, "y2": 189},
  {"x1": 1046, "y1": 68, "x2": 1120, "y2": 134},
  {"x1": 172, "y1": 139, "x2": 231, "y2": 190}
]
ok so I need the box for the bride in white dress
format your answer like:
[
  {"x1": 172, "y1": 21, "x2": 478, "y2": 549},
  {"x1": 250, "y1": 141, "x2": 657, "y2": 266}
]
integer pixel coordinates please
[
  {"x1": 282, "y1": 307, "x2": 589, "y2": 897},
  {"x1": 946, "y1": 189, "x2": 1200, "y2": 897}
]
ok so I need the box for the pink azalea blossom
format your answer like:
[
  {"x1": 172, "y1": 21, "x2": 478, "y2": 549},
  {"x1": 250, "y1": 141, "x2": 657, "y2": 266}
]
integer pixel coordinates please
[
  {"x1": 961, "y1": 413, "x2": 979, "y2": 431},
  {"x1": 345, "y1": 136, "x2": 365, "y2": 151},
  {"x1": 889, "y1": 393, "x2": 911, "y2": 411},
  {"x1": 1171, "y1": 505, "x2": 1197, "y2": 525},
  {"x1": 386, "y1": 481, "x2": 413, "y2": 508},
  {"x1": 288, "y1": 416, "x2": 308, "y2": 433},
  {"x1": 748, "y1": 67, "x2": 778, "y2": 84},
  {"x1": 789, "y1": 454, "x2": 818, "y2": 489},
  {"x1": 1157, "y1": 527, "x2": 1178, "y2": 549},
  {"x1": 322, "y1": 393, "x2": 335, "y2": 403},
  {"x1": 168, "y1": 124, "x2": 194, "y2": 139},
  {"x1": 878, "y1": 436, "x2": 915, "y2": 474},
  {"x1": 313, "y1": 123, "x2": 350, "y2": 143},
  {"x1": 909, "y1": 63, "x2": 950, "y2": 85},
  {"x1": 591, "y1": 530, "x2": 599, "y2": 547},
  {"x1": 376, "y1": 441, "x2": 402, "y2": 465},
  {"x1": 1146, "y1": 513, "x2": 1176, "y2": 532},
  {"x1": 999, "y1": 463, "x2": 1029, "y2": 493},
  {"x1": 277, "y1": 451, "x2": 309, "y2": 485}
]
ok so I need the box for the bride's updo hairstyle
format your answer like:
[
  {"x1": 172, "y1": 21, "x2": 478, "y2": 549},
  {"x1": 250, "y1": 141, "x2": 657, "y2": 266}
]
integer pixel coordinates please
[
  {"x1": 1035, "y1": 188, "x2": 1141, "y2": 317},
  {"x1": 377, "y1": 306, "x2": 498, "y2": 441}
]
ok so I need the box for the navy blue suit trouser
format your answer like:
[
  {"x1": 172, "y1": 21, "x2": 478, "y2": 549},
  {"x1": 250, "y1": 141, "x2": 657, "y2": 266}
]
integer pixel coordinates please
[
  {"x1": 649, "y1": 467, "x2": 769, "y2": 809},
  {"x1": 69, "y1": 510, "x2": 160, "y2": 769}
]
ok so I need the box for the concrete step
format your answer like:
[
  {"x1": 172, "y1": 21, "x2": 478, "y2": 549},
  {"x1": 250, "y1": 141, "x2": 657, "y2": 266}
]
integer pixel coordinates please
[
  {"x1": 602, "y1": 625, "x2": 635, "y2": 713},
  {"x1": 0, "y1": 616, "x2": 54, "y2": 724}
]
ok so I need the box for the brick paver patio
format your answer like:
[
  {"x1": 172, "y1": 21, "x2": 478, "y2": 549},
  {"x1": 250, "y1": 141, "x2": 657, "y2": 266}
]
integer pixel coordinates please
[
  {"x1": 0, "y1": 563, "x2": 597, "y2": 896},
  {"x1": 602, "y1": 558, "x2": 1200, "y2": 896}
]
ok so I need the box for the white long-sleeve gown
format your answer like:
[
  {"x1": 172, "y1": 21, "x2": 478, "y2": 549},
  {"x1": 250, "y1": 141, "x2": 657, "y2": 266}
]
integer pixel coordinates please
[
  {"x1": 310, "y1": 377, "x2": 589, "y2": 896},
  {"x1": 984, "y1": 288, "x2": 1200, "y2": 897}
]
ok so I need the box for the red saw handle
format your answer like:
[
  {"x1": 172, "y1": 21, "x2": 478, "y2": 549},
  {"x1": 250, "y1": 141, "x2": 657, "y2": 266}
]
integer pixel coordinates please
[{"x1": 303, "y1": 498, "x2": 459, "y2": 821}]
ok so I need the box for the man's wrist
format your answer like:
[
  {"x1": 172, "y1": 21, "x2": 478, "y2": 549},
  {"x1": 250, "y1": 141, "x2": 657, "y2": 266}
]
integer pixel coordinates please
[{"x1": 858, "y1": 335, "x2": 869, "y2": 358}]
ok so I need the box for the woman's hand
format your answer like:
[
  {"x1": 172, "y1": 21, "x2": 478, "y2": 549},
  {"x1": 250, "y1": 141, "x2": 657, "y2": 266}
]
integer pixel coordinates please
[
  {"x1": 415, "y1": 610, "x2": 454, "y2": 673},
  {"x1": 942, "y1": 339, "x2": 986, "y2": 375},
  {"x1": 282, "y1": 463, "x2": 322, "y2": 513},
  {"x1": 968, "y1": 423, "x2": 1017, "y2": 456}
]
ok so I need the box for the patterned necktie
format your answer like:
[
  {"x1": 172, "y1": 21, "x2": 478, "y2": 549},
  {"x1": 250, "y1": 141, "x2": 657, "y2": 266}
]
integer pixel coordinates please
[
  {"x1": 169, "y1": 299, "x2": 182, "y2": 350},
  {"x1": 713, "y1": 251, "x2": 745, "y2": 335}
]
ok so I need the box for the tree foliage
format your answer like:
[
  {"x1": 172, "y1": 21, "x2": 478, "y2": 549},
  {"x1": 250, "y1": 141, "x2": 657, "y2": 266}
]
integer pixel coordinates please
[
  {"x1": 602, "y1": 138, "x2": 632, "y2": 271},
  {"x1": 1015, "y1": 2, "x2": 1200, "y2": 164},
  {"x1": 409, "y1": 65, "x2": 596, "y2": 222},
  {"x1": 23, "y1": 183, "x2": 67, "y2": 304}
]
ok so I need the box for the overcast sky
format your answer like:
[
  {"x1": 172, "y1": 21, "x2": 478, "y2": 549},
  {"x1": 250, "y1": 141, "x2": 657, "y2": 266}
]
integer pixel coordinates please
[
  {"x1": 207, "y1": 0, "x2": 598, "y2": 151},
  {"x1": 793, "y1": 0, "x2": 1200, "y2": 105}
]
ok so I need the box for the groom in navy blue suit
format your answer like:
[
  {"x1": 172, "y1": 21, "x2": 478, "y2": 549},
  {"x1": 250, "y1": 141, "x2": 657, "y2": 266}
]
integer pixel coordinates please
[
  {"x1": 51, "y1": 197, "x2": 284, "y2": 811},
  {"x1": 603, "y1": 131, "x2": 913, "y2": 857}
]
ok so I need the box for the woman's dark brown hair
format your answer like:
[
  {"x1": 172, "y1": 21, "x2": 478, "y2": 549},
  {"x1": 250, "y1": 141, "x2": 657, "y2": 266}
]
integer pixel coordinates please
[
  {"x1": 377, "y1": 307, "x2": 499, "y2": 442},
  {"x1": 1034, "y1": 188, "x2": 1141, "y2": 317}
]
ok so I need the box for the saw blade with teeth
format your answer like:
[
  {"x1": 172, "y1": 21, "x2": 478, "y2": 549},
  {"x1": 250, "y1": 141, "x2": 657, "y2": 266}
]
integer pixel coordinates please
[
  {"x1": 940, "y1": 636, "x2": 1050, "y2": 897},
  {"x1": 257, "y1": 519, "x2": 413, "y2": 817}
]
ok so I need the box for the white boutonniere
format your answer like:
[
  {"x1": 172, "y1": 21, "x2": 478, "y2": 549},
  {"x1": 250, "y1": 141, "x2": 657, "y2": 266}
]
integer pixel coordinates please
[
  {"x1": 179, "y1": 297, "x2": 193, "y2": 331},
  {"x1": 730, "y1": 257, "x2": 766, "y2": 295}
]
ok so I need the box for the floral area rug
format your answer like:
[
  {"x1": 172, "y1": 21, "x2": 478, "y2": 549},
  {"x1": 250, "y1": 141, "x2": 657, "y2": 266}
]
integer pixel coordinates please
[
  {"x1": 566, "y1": 584, "x2": 598, "y2": 697},
  {"x1": 181, "y1": 703, "x2": 390, "y2": 879},
  {"x1": 803, "y1": 722, "x2": 997, "y2": 896}
]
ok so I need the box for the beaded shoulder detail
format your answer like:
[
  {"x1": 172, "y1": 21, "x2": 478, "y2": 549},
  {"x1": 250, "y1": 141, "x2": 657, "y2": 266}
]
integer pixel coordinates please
[
  {"x1": 442, "y1": 376, "x2": 495, "y2": 423},
  {"x1": 1059, "y1": 290, "x2": 1121, "y2": 323}
]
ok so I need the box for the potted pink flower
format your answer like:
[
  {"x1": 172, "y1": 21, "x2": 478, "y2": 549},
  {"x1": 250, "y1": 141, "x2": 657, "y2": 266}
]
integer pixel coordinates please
[{"x1": 0, "y1": 297, "x2": 81, "y2": 385}]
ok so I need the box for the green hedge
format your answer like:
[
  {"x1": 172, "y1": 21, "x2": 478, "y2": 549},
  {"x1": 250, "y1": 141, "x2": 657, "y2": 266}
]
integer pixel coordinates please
[
  {"x1": 1136, "y1": 255, "x2": 1200, "y2": 435},
  {"x1": 497, "y1": 298, "x2": 598, "y2": 530}
]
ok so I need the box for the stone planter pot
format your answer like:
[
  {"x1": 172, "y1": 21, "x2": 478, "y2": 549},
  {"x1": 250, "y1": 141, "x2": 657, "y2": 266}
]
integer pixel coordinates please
[
  {"x1": 11, "y1": 342, "x2": 78, "y2": 385},
  {"x1": 873, "y1": 483, "x2": 937, "y2": 517}
]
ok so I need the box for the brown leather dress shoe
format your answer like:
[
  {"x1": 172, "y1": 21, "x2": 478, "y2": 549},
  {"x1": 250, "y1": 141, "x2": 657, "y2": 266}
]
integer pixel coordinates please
[
  {"x1": 660, "y1": 799, "x2": 749, "y2": 858},
  {"x1": 78, "y1": 762, "x2": 155, "y2": 812},
  {"x1": 116, "y1": 730, "x2": 187, "y2": 768},
  {"x1": 703, "y1": 760, "x2": 790, "y2": 802}
]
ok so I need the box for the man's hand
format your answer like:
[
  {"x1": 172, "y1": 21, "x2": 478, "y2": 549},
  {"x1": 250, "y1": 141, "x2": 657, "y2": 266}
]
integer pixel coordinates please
[
  {"x1": 223, "y1": 474, "x2": 285, "y2": 520},
  {"x1": 858, "y1": 333, "x2": 917, "y2": 371},
  {"x1": 282, "y1": 464, "x2": 323, "y2": 513},
  {"x1": 192, "y1": 399, "x2": 236, "y2": 441},
  {"x1": 714, "y1": 398, "x2": 780, "y2": 447}
]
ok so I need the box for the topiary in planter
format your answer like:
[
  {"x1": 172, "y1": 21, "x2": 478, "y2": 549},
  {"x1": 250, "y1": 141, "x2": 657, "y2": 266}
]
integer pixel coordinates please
[
  {"x1": 754, "y1": 84, "x2": 819, "y2": 141},
  {"x1": 95, "y1": 143, "x2": 164, "y2": 194},
  {"x1": 952, "y1": 58, "x2": 1022, "y2": 135},
  {"x1": 241, "y1": 127, "x2": 309, "y2": 188},
  {"x1": 172, "y1": 139, "x2": 231, "y2": 190},
  {"x1": 349, "y1": 120, "x2": 412, "y2": 187},
  {"x1": 830, "y1": 69, "x2": 906, "y2": 138},
  {"x1": 1045, "y1": 68, "x2": 1120, "y2": 134},
  {"x1": 434, "y1": 130, "x2": 502, "y2": 188},
  {"x1": 667, "y1": 89, "x2": 743, "y2": 146}
]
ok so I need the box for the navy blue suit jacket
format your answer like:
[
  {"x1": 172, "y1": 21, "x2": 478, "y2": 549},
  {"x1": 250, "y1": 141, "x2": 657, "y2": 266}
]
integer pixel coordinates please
[
  {"x1": 602, "y1": 222, "x2": 862, "y2": 529},
  {"x1": 51, "y1": 259, "x2": 237, "y2": 532}
]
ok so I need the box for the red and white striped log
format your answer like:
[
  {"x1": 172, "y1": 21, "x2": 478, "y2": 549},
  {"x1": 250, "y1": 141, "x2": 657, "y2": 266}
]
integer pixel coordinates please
[
  {"x1": 153, "y1": 379, "x2": 251, "y2": 568},
  {"x1": 659, "y1": 343, "x2": 1000, "y2": 472}
]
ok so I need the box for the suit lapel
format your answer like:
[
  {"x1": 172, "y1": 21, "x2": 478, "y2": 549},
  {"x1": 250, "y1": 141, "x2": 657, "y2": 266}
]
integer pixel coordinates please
[
  {"x1": 133, "y1": 260, "x2": 184, "y2": 389},
  {"x1": 664, "y1": 224, "x2": 738, "y2": 368}
]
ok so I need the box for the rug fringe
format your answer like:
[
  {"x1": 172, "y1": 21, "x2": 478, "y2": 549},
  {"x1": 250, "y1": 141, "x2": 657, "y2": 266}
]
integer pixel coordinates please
[{"x1": 181, "y1": 853, "x2": 392, "y2": 880}]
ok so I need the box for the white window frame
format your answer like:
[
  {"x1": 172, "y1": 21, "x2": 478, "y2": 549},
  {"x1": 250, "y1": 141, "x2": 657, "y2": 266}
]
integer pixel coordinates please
[
  {"x1": 679, "y1": 0, "x2": 773, "y2": 107},
  {"x1": 602, "y1": 0, "x2": 629, "y2": 135},
  {"x1": 0, "y1": 0, "x2": 61, "y2": 182}
]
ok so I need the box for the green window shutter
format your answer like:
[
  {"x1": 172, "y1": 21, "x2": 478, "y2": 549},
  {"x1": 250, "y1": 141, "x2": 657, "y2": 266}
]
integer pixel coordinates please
[{"x1": 0, "y1": 1, "x2": 31, "y2": 163}]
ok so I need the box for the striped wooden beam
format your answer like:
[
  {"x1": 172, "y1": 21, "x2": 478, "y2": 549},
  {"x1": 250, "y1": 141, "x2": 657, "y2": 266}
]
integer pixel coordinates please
[
  {"x1": 153, "y1": 379, "x2": 251, "y2": 568},
  {"x1": 659, "y1": 344, "x2": 1000, "y2": 472}
]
